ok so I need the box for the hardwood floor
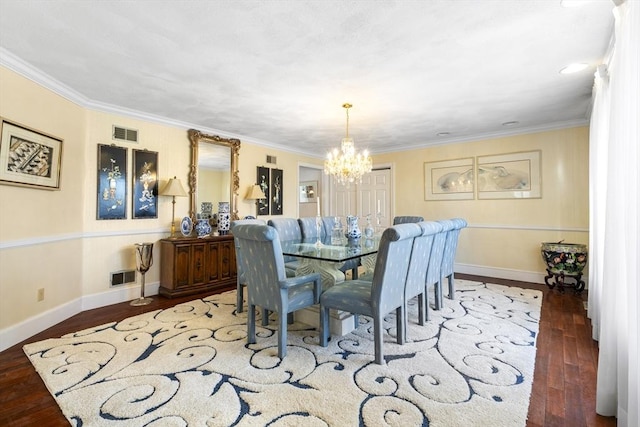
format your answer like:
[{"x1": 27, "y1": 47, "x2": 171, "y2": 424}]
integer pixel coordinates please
[{"x1": 0, "y1": 275, "x2": 617, "y2": 426}]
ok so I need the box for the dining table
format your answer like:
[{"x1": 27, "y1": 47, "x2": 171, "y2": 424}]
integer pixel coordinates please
[{"x1": 280, "y1": 235, "x2": 380, "y2": 335}]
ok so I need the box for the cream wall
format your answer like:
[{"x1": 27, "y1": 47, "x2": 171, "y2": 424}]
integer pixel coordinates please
[
  {"x1": 0, "y1": 67, "x2": 86, "y2": 332},
  {"x1": 373, "y1": 127, "x2": 589, "y2": 280},
  {"x1": 0, "y1": 63, "x2": 588, "y2": 350},
  {"x1": 0, "y1": 65, "x2": 322, "y2": 349},
  {"x1": 236, "y1": 144, "x2": 321, "y2": 219}
]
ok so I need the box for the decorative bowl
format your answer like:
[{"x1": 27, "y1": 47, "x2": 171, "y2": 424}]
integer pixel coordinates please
[{"x1": 540, "y1": 242, "x2": 588, "y2": 276}]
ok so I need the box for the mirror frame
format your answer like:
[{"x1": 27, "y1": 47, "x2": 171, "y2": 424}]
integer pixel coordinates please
[{"x1": 187, "y1": 129, "x2": 241, "y2": 222}]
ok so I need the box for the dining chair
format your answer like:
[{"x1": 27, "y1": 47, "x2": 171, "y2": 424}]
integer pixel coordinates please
[
  {"x1": 319, "y1": 223, "x2": 421, "y2": 364},
  {"x1": 299, "y1": 216, "x2": 361, "y2": 279},
  {"x1": 232, "y1": 224, "x2": 321, "y2": 359},
  {"x1": 393, "y1": 215, "x2": 424, "y2": 225},
  {"x1": 403, "y1": 221, "x2": 443, "y2": 340},
  {"x1": 439, "y1": 218, "x2": 468, "y2": 300},
  {"x1": 267, "y1": 218, "x2": 302, "y2": 277},
  {"x1": 428, "y1": 219, "x2": 455, "y2": 310},
  {"x1": 230, "y1": 219, "x2": 266, "y2": 314}
]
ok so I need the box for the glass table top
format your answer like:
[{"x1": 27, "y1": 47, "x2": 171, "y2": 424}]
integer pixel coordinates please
[{"x1": 280, "y1": 236, "x2": 380, "y2": 263}]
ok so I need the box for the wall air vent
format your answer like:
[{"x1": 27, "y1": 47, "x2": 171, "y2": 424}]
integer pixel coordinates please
[
  {"x1": 110, "y1": 270, "x2": 136, "y2": 286},
  {"x1": 112, "y1": 125, "x2": 139, "y2": 143},
  {"x1": 266, "y1": 155, "x2": 277, "y2": 164}
]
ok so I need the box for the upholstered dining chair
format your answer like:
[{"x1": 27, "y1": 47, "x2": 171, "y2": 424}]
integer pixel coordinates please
[
  {"x1": 232, "y1": 224, "x2": 321, "y2": 359},
  {"x1": 439, "y1": 218, "x2": 468, "y2": 301},
  {"x1": 428, "y1": 219, "x2": 455, "y2": 310},
  {"x1": 267, "y1": 218, "x2": 302, "y2": 277},
  {"x1": 403, "y1": 221, "x2": 443, "y2": 340},
  {"x1": 298, "y1": 216, "x2": 360, "y2": 279},
  {"x1": 319, "y1": 223, "x2": 421, "y2": 364},
  {"x1": 230, "y1": 219, "x2": 266, "y2": 314},
  {"x1": 393, "y1": 215, "x2": 424, "y2": 225}
]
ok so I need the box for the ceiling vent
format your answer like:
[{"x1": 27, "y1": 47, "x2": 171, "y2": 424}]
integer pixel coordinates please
[
  {"x1": 112, "y1": 125, "x2": 139, "y2": 143},
  {"x1": 266, "y1": 155, "x2": 277, "y2": 164}
]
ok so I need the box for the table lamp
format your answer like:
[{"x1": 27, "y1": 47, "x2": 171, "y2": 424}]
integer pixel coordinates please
[
  {"x1": 245, "y1": 184, "x2": 266, "y2": 217},
  {"x1": 160, "y1": 176, "x2": 187, "y2": 238}
]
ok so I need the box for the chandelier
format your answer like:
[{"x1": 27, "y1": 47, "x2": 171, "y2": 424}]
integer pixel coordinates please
[{"x1": 324, "y1": 103, "x2": 372, "y2": 185}]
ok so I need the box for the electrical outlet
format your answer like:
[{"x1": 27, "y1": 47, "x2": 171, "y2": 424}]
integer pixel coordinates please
[{"x1": 37, "y1": 288, "x2": 45, "y2": 302}]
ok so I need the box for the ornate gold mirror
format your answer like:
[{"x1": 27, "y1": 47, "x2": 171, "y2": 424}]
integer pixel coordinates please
[{"x1": 187, "y1": 129, "x2": 240, "y2": 222}]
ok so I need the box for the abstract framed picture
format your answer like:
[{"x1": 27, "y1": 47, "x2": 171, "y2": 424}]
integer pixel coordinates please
[
  {"x1": 477, "y1": 150, "x2": 541, "y2": 199},
  {"x1": 299, "y1": 180, "x2": 317, "y2": 203},
  {"x1": 0, "y1": 118, "x2": 63, "y2": 190},
  {"x1": 270, "y1": 168, "x2": 283, "y2": 215},
  {"x1": 132, "y1": 149, "x2": 158, "y2": 219},
  {"x1": 424, "y1": 157, "x2": 474, "y2": 201},
  {"x1": 97, "y1": 144, "x2": 127, "y2": 220},
  {"x1": 257, "y1": 166, "x2": 270, "y2": 216}
]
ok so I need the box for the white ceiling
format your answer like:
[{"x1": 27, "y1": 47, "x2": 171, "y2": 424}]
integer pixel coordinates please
[{"x1": 0, "y1": 0, "x2": 614, "y2": 158}]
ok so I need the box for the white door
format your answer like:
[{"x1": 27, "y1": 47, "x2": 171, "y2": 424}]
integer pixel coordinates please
[{"x1": 330, "y1": 168, "x2": 392, "y2": 230}]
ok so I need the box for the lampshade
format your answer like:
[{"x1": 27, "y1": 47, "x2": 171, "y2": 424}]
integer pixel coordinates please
[
  {"x1": 160, "y1": 177, "x2": 187, "y2": 197},
  {"x1": 245, "y1": 184, "x2": 266, "y2": 200}
]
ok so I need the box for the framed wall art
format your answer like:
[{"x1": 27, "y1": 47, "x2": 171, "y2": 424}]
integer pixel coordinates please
[
  {"x1": 97, "y1": 144, "x2": 127, "y2": 220},
  {"x1": 270, "y1": 168, "x2": 283, "y2": 215},
  {"x1": 424, "y1": 157, "x2": 474, "y2": 201},
  {"x1": 257, "y1": 166, "x2": 270, "y2": 216},
  {"x1": 132, "y1": 149, "x2": 158, "y2": 219},
  {"x1": 0, "y1": 118, "x2": 63, "y2": 190},
  {"x1": 477, "y1": 150, "x2": 541, "y2": 199},
  {"x1": 299, "y1": 180, "x2": 317, "y2": 203}
]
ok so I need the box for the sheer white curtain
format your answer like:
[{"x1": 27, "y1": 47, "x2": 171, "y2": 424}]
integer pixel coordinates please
[{"x1": 588, "y1": 1, "x2": 639, "y2": 426}]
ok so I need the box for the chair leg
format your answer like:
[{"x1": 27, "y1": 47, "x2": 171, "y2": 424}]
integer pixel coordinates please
[
  {"x1": 278, "y1": 310, "x2": 288, "y2": 359},
  {"x1": 434, "y1": 281, "x2": 443, "y2": 310},
  {"x1": 237, "y1": 282, "x2": 244, "y2": 313},
  {"x1": 247, "y1": 304, "x2": 256, "y2": 344},
  {"x1": 320, "y1": 306, "x2": 330, "y2": 347},
  {"x1": 351, "y1": 267, "x2": 358, "y2": 280},
  {"x1": 262, "y1": 309, "x2": 270, "y2": 326},
  {"x1": 396, "y1": 306, "x2": 405, "y2": 345},
  {"x1": 354, "y1": 314, "x2": 360, "y2": 328},
  {"x1": 448, "y1": 274, "x2": 455, "y2": 300},
  {"x1": 374, "y1": 315, "x2": 384, "y2": 365}
]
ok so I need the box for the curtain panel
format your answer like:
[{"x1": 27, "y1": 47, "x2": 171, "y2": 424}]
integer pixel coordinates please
[{"x1": 588, "y1": 2, "x2": 639, "y2": 426}]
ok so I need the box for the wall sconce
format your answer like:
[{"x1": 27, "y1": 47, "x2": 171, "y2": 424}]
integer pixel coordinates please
[{"x1": 245, "y1": 184, "x2": 266, "y2": 217}]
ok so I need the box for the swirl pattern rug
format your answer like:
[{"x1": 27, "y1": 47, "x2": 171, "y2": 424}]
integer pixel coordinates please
[{"x1": 23, "y1": 280, "x2": 541, "y2": 426}]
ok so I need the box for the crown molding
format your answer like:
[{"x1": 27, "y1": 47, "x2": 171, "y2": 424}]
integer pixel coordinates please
[{"x1": 1, "y1": 47, "x2": 589, "y2": 159}]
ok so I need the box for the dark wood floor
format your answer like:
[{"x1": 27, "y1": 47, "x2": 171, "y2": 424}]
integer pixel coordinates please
[{"x1": 0, "y1": 275, "x2": 616, "y2": 426}]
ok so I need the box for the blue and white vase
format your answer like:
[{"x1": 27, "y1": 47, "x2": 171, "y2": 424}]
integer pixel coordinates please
[
  {"x1": 218, "y1": 202, "x2": 230, "y2": 235},
  {"x1": 345, "y1": 215, "x2": 362, "y2": 240},
  {"x1": 195, "y1": 218, "x2": 212, "y2": 238}
]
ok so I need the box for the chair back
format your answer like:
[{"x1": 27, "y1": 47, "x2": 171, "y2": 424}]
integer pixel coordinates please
[
  {"x1": 393, "y1": 216, "x2": 424, "y2": 225},
  {"x1": 298, "y1": 217, "x2": 325, "y2": 239},
  {"x1": 268, "y1": 218, "x2": 302, "y2": 263},
  {"x1": 426, "y1": 219, "x2": 455, "y2": 286},
  {"x1": 370, "y1": 223, "x2": 422, "y2": 312},
  {"x1": 231, "y1": 219, "x2": 267, "y2": 281},
  {"x1": 231, "y1": 224, "x2": 287, "y2": 310},
  {"x1": 439, "y1": 218, "x2": 467, "y2": 277},
  {"x1": 405, "y1": 221, "x2": 443, "y2": 300}
]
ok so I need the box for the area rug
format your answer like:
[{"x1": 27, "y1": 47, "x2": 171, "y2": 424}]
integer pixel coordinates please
[{"x1": 24, "y1": 280, "x2": 542, "y2": 426}]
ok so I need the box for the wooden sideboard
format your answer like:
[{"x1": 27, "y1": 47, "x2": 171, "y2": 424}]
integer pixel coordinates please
[{"x1": 159, "y1": 235, "x2": 237, "y2": 298}]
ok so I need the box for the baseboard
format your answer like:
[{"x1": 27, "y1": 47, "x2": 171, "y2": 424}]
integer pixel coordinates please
[
  {"x1": 81, "y1": 282, "x2": 160, "y2": 311},
  {"x1": 0, "y1": 281, "x2": 159, "y2": 352},
  {"x1": 455, "y1": 263, "x2": 547, "y2": 284},
  {"x1": 0, "y1": 298, "x2": 81, "y2": 352}
]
